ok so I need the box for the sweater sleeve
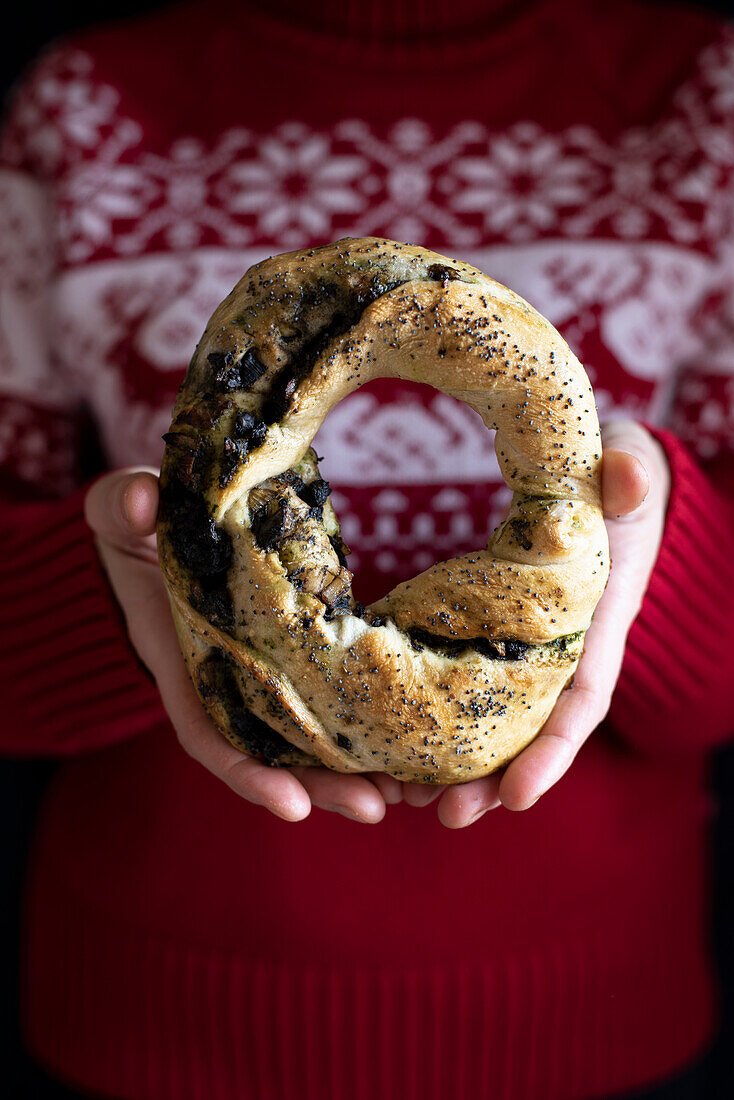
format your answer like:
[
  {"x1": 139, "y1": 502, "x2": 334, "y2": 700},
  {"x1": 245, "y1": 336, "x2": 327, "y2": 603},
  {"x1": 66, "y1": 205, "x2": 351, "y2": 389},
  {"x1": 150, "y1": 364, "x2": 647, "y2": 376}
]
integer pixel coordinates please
[
  {"x1": 0, "y1": 47, "x2": 166, "y2": 758},
  {"x1": 606, "y1": 431, "x2": 734, "y2": 757},
  {"x1": 608, "y1": 51, "x2": 734, "y2": 759}
]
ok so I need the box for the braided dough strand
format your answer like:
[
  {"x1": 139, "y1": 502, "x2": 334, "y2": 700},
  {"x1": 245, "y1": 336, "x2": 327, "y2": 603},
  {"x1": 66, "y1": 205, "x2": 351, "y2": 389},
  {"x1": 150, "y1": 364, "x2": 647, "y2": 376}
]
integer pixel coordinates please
[{"x1": 157, "y1": 238, "x2": 609, "y2": 783}]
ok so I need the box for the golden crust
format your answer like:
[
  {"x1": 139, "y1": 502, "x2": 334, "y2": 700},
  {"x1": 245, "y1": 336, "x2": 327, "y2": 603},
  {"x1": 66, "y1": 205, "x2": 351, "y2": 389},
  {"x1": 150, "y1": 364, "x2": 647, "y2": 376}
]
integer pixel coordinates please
[{"x1": 157, "y1": 237, "x2": 609, "y2": 783}]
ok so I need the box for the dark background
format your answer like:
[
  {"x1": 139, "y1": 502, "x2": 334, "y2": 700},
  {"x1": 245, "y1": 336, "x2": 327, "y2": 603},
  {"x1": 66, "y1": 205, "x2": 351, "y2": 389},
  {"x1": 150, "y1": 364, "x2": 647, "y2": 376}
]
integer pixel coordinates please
[{"x1": 1, "y1": 2, "x2": 733, "y2": 1098}]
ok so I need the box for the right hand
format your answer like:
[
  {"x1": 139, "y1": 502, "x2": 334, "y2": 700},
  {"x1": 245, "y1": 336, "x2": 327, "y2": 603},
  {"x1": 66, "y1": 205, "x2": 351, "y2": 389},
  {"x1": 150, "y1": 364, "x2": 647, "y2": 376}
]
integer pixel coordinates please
[
  {"x1": 84, "y1": 469, "x2": 403, "y2": 824},
  {"x1": 400, "y1": 421, "x2": 669, "y2": 826}
]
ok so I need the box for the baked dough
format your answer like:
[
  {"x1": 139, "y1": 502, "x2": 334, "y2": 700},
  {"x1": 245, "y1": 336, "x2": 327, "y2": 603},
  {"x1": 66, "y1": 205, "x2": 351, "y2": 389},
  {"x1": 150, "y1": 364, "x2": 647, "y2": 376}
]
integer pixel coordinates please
[{"x1": 157, "y1": 238, "x2": 609, "y2": 783}]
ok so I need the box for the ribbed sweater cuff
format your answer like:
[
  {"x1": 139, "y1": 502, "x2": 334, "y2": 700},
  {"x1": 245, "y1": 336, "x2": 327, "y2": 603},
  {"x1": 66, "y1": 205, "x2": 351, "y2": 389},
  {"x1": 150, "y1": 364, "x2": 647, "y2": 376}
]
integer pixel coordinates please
[
  {"x1": 609, "y1": 429, "x2": 734, "y2": 755},
  {"x1": 0, "y1": 485, "x2": 166, "y2": 757}
]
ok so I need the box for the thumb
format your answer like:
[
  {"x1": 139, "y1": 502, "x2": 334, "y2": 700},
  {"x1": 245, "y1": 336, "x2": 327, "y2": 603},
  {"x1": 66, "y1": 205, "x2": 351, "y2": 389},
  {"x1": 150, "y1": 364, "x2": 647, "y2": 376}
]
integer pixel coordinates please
[
  {"x1": 601, "y1": 421, "x2": 670, "y2": 520},
  {"x1": 84, "y1": 468, "x2": 160, "y2": 554}
]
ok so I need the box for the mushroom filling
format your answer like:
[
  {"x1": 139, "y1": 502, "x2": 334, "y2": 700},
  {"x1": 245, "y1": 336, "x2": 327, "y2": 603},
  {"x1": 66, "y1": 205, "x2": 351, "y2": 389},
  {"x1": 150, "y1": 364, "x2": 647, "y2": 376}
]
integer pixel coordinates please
[
  {"x1": 260, "y1": 274, "x2": 406, "y2": 424},
  {"x1": 200, "y1": 266, "x2": 471, "y2": 493},
  {"x1": 407, "y1": 628, "x2": 530, "y2": 661},
  {"x1": 249, "y1": 453, "x2": 358, "y2": 622},
  {"x1": 407, "y1": 628, "x2": 582, "y2": 663},
  {"x1": 248, "y1": 458, "x2": 581, "y2": 665}
]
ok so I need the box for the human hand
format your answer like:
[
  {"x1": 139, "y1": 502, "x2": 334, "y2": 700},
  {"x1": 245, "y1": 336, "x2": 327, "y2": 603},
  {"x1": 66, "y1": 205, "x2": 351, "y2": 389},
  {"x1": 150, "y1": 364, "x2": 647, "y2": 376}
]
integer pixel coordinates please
[
  {"x1": 402, "y1": 420, "x2": 671, "y2": 827},
  {"x1": 84, "y1": 470, "x2": 402, "y2": 823}
]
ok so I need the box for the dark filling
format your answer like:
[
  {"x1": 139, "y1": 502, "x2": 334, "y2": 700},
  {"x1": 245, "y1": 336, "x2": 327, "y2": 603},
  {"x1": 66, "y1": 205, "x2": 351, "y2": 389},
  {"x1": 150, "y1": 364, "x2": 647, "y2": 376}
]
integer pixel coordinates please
[
  {"x1": 233, "y1": 411, "x2": 267, "y2": 447},
  {"x1": 160, "y1": 481, "x2": 232, "y2": 577},
  {"x1": 188, "y1": 576, "x2": 234, "y2": 631},
  {"x1": 328, "y1": 534, "x2": 350, "y2": 568},
  {"x1": 509, "y1": 517, "x2": 533, "y2": 551},
  {"x1": 218, "y1": 413, "x2": 270, "y2": 487},
  {"x1": 323, "y1": 593, "x2": 352, "y2": 621},
  {"x1": 426, "y1": 263, "x2": 462, "y2": 285},
  {"x1": 198, "y1": 651, "x2": 294, "y2": 765},
  {"x1": 249, "y1": 474, "x2": 353, "y2": 616},
  {"x1": 336, "y1": 733, "x2": 352, "y2": 751},
  {"x1": 219, "y1": 437, "x2": 249, "y2": 488},
  {"x1": 349, "y1": 602, "x2": 383, "y2": 627},
  {"x1": 207, "y1": 263, "x2": 469, "y2": 488},
  {"x1": 233, "y1": 410, "x2": 256, "y2": 436},
  {"x1": 238, "y1": 349, "x2": 269, "y2": 387},
  {"x1": 407, "y1": 627, "x2": 529, "y2": 662},
  {"x1": 161, "y1": 435, "x2": 213, "y2": 494},
  {"x1": 281, "y1": 471, "x2": 305, "y2": 494},
  {"x1": 251, "y1": 501, "x2": 292, "y2": 552},
  {"x1": 261, "y1": 276, "x2": 404, "y2": 424},
  {"x1": 161, "y1": 438, "x2": 235, "y2": 622},
  {"x1": 171, "y1": 396, "x2": 231, "y2": 434},
  {"x1": 207, "y1": 349, "x2": 267, "y2": 392},
  {"x1": 240, "y1": 418, "x2": 268, "y2": 450},
  {"x1": 298, "y1": 477, "x2": 331, "y2": 509}
]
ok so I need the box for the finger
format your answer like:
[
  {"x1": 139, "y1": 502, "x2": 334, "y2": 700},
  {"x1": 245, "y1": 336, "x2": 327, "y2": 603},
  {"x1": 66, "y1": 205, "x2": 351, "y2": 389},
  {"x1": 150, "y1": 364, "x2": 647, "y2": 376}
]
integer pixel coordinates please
[
  {"x1": 402, "y1": 783, "x2": 445, "y2": 807},
  {"x1": 364, "y1": 772, "x2": 404, "y2": 805},
  {"x1": 94, "y1": 534, "x2": 313, "y2": 820},
  {"x1": 601, "y1": 420, "x2": 670, "y2": 514},
  {"x1": 498, "y1": 553, "x2": 632, "y2": 811},
  {"x1": 497, "y1": 690, "x2": 600, "y2": 812},
  {"x1": 177, "y1": 707, "x2": 313, "y2": 822},
  {"x1": 84, "y1": 468, "x2": 160, "y2": 558},
  {"x1": 122, "y1": 472, "x2": 160, "y2": 537},
  {"x1": 290, "y1": 766, "x2": 387, "y2": 823},
  {"x1": 134, "y1": 564, "x2": 312, "y2": 820},
  {"x1": 492, "y1": 420, "x2": 669, "y2": 810},
  {"x1": 436, "y1": 774, "x2": 503, "y2": 828},
  {"x1": 601, "y1": 448, "x2": 649, "y2": 517}
]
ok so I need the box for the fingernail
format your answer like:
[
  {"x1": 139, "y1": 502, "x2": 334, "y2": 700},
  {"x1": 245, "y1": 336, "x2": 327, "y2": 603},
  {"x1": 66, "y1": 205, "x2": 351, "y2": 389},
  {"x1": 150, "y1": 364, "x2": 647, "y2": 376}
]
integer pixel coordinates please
[
  {"x1": 271, "y1": 805, "x2": 308, "y2": 822},
  {"x1": 467, "y1": 806, "x2": 489, "y2": 825},
  {"x1": 326, "y1": 803, "x2": 365, "y2": 822}
]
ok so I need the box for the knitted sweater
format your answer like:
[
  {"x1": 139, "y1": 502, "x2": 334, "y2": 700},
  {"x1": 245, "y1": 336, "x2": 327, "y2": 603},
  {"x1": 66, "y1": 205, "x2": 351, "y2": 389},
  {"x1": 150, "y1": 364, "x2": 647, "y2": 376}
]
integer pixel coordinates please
[{"x1": 1, "y1": 1, "x2": 733, "y2": 1097}]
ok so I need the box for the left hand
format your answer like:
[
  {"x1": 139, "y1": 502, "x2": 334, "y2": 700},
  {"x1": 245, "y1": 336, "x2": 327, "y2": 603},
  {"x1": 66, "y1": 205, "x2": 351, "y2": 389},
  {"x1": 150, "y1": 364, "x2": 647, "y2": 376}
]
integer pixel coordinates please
[
  {"x1": 85, "y1": 469, "x2": 403, "y2": 824},
  {"x1": 403, "y1": 419, "x2": 671, "y2": 827}
]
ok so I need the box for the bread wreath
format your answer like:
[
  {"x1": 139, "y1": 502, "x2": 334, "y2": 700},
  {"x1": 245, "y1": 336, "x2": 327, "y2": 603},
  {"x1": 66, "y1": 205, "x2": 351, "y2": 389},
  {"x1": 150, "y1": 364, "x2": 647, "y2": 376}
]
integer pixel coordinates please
[{"x1": 157, "y1": 237, "x2": 609, "y2": 783}]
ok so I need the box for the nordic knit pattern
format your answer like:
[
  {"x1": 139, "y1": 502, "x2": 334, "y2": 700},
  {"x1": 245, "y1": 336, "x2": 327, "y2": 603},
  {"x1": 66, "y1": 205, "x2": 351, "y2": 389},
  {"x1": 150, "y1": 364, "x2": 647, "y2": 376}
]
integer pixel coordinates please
[{"x1": 0, "y1": 1, "x2": 733, "y2": 1097}]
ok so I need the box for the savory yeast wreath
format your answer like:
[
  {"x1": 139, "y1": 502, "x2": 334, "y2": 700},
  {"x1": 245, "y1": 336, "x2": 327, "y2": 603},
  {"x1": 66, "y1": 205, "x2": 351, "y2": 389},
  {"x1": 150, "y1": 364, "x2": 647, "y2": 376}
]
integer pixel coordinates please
[{"x1": 157, "y1": 237, "x2": 609, "y2": 784}]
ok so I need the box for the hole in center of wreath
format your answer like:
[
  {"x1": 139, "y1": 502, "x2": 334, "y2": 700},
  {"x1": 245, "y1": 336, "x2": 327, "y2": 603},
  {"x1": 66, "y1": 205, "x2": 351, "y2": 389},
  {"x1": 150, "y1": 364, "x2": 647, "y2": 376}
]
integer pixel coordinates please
[{"x1": 312, "y1": 379, "x2": 511, "y2": 607}]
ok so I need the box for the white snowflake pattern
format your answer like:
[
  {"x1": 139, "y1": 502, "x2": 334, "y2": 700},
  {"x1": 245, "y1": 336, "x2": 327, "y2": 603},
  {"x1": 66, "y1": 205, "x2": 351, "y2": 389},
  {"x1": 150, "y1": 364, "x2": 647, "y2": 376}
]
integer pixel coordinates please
[
  {"x1": 337, "y1": 117, "x2": 483, "y2": 245},
  {"x1": 449, "y1": 122, "x2": 597, "y2": 242},
  {"x1": 672, "y1": 373, "x2": 734, "y2": 460},
  {"x1": 2, "y1": 29, "x2": 732, "y2": 265},
  {"x1": 564, "y1": 126, "x2": 703, "y2": 243},
  {"x1": 114, "y1": 131, "x2": 254, "y2": 255},
  {"x1": 220, "y1": 123, "x2": 367, "y2": 247},
  {"x1": 56, "y1": 130, "x2": 257, "y2": 262},
  {"x1": 1, "y1": 49, "x2": 121, "y2": 177},
  {"x1": 57, "y1": 122, "x2": 147, "y2": 262}
]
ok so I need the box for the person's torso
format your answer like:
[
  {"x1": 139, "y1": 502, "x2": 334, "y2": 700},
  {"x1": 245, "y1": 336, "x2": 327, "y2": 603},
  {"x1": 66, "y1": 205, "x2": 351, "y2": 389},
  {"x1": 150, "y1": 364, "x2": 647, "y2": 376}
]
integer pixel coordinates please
[{"x1": 4, "y1": 0, "x2": 730, "y2": 596}]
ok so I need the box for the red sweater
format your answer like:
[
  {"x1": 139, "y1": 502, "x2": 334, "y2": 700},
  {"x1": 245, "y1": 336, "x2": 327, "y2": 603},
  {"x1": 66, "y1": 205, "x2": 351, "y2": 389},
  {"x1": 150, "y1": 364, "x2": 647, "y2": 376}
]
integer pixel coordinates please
[{"x1": 1, "y1": 1, "x2": 734, "y2": 1097}]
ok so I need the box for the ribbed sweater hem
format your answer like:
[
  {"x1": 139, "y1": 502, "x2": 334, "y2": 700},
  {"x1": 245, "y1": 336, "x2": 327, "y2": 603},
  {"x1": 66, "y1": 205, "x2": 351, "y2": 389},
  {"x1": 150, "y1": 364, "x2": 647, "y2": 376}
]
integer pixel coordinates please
[{"x1": 22, "y1": 874, "x2": 717, "y2": 1100}]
